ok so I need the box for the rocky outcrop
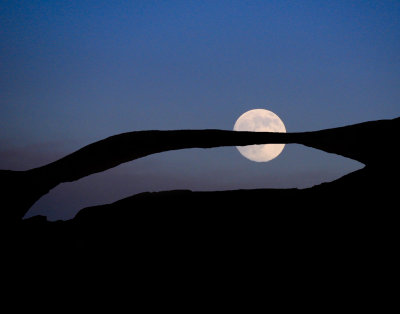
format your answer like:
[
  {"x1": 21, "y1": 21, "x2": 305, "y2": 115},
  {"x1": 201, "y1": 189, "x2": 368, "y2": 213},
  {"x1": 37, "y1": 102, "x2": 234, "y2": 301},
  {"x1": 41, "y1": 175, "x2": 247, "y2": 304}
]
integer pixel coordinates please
[
  {"x1": 2, "y1": 117, "x2": 399, "y2": 223},
  {"x1": 4, "y1": 117, "x2": 398, "y2": 294}
]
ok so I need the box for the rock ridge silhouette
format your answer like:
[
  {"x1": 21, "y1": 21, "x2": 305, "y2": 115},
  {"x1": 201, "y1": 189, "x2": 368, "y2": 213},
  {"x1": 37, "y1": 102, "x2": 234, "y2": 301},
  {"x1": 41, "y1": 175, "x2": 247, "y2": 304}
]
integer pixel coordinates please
[
  {"x1": 2, "y1": 117, "x2": 399, "y2": 223},
  {"x1": 2, "y1": 117, "x2": 399, "y2": 259}
]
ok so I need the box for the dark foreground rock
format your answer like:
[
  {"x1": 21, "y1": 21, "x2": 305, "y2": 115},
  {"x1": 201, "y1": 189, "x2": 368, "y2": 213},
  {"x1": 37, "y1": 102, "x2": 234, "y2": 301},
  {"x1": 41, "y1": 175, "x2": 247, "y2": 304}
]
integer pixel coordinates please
[
  {"x1": 12, "y1": 165, "x2": 397, "y2": 258},
  {"x1": 2, "y1": 117, "x2": 399, "y2": 222},
  {"x1": 1, "y1": 117, "x2": 398, "y2": 297}
]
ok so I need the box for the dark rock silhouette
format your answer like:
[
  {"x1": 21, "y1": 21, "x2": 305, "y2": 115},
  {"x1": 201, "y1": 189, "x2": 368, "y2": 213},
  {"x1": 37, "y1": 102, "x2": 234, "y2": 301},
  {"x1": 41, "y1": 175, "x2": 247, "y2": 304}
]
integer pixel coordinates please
[
  {"x1": 2, "y1": 117, "x2": 399, "y2": 267},
  {"x1": 2, "y1": 117, "x2": 399, "y2": 223}
]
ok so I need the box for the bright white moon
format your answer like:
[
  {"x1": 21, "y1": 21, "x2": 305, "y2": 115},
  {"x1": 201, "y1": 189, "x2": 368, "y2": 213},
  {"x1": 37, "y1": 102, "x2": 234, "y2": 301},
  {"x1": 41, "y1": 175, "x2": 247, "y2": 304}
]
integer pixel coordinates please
[{"x1": 233, "y1": 109, "x2": 286, "y2": 162}]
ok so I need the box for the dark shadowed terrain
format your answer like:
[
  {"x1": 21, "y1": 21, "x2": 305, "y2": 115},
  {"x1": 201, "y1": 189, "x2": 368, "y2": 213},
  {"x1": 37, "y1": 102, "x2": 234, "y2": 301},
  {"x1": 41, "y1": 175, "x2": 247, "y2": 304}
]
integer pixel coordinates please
[{"x1": 2, "y1": 118, "x2": 399, "y2": 292}]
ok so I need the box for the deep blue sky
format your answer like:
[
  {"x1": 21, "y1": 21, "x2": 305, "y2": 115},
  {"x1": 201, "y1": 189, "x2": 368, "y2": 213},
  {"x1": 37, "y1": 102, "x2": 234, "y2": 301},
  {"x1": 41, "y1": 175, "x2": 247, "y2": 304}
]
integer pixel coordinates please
[{"x1": 1, "y1": 0, "x2": 399, "y2": 220}]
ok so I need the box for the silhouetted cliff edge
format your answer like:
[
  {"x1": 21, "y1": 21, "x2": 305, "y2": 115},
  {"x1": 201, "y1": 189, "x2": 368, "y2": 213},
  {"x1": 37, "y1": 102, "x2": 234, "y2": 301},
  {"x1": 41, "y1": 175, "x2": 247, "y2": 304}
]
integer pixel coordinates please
[{"x1": 2, "y1": 117, "x2": 399, "y2": 259}]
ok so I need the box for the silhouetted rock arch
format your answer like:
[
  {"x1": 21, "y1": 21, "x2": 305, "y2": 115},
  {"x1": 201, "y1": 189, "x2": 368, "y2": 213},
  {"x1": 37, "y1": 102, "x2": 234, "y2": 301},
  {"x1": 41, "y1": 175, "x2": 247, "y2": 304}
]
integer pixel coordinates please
[{"x1": 1, "y1": 117, "x2": 399, "y2": 222}]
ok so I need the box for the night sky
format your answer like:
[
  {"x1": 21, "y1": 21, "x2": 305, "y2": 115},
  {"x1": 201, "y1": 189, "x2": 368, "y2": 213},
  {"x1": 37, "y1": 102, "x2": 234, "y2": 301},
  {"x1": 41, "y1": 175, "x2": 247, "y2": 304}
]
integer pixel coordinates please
[{"x1": 1, "y1": 1, "x2": 399, "y2": 220}]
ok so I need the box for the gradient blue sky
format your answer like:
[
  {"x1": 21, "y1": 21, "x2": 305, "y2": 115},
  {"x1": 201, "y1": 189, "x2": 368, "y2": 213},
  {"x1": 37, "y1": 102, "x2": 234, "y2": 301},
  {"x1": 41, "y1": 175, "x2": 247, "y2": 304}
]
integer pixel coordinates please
[{"x1": 1, "y1": 0, "x2": 399, "y2": 220}]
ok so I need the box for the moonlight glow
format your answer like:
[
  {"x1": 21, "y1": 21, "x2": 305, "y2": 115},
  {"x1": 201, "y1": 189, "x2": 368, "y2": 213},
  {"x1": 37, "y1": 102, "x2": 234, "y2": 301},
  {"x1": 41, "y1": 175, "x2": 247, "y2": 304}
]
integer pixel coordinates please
[{"x1": 233, "y1": 109, "x2": 286, "y2": 162}]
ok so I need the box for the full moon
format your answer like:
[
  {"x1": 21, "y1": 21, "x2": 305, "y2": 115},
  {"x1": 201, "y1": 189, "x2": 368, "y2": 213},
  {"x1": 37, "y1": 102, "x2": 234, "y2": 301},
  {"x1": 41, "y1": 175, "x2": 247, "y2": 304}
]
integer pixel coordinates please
[{"x1": 233, "y1": 109, "x2": 286, "y2": 162}]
